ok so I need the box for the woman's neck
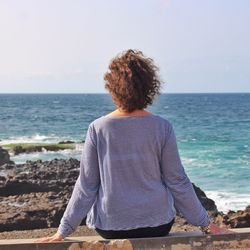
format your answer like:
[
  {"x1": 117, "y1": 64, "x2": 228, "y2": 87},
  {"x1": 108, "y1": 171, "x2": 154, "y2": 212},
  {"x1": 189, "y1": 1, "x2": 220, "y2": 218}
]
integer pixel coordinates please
[{"x1": 107, "y1": 109, "x2": 152, "y2": 117}]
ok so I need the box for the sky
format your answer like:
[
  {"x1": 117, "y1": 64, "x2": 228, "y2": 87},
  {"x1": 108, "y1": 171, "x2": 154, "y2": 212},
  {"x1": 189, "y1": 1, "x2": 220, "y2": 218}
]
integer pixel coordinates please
[{"x1": 0, "y1": 0, "x2": 249, "y2": 93}]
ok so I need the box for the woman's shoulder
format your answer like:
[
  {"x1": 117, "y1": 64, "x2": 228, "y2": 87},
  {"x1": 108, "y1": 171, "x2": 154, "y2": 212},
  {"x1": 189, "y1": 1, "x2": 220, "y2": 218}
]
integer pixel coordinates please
[{"x1": 89, "y1": 114, "x2": 173, "y2": 130}]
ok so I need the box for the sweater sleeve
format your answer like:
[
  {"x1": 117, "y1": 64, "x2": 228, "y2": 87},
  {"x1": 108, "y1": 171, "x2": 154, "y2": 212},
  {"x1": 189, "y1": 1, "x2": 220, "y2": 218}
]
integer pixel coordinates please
[
  {"x1": 58, "y1": 124, "x2": 100, "y2": 237},
  {"x1": 160, "y1": 123, "x2": 210, "y2": 227}
]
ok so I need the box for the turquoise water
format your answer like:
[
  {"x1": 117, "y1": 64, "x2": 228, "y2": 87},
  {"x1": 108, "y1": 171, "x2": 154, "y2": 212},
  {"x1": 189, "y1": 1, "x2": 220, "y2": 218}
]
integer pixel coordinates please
[{"x1": 0, "y1": 93, "x2": 249, "y2": 212}]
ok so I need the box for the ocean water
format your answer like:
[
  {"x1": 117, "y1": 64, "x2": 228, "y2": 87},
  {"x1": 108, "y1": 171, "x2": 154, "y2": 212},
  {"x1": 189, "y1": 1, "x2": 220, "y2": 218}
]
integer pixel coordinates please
[{"x1": 0, "y1": 93, "x2": 249, "y2": 212}]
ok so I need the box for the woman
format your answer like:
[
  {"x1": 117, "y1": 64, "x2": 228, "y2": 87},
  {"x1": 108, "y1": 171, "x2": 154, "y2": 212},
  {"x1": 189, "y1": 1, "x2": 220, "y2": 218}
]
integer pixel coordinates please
[{"x1": 38, "y1": 49, "x2": 230, "y2": 242}]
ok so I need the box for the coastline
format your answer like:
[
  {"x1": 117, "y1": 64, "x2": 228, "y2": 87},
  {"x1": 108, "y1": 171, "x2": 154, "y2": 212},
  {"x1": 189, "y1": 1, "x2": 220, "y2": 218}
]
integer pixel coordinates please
[
  {"x1": 0, "y1": 153, "x2": 203, "y2": 239},
  {"x1": 1, "y1": 93, "x2": 250, "y2": 213},
  {"x1": 1, "y1": 142, "x2": 77, "y2": 156},
  {"x1": 1, "y1": 143, "x2": 250, "y2": 238},
  {"x1": 0, "y1": 156, "x2": 250, "y2": 238}
]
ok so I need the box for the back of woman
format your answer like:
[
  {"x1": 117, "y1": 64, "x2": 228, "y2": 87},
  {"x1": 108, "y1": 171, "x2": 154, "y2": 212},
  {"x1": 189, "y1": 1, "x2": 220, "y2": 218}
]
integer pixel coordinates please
[
  {"x1": 86, "y1": 114, "x2": 175, "y2": 230},
  {"x1": 36, "y1": 49, "x2": 231, "y2": 242}
]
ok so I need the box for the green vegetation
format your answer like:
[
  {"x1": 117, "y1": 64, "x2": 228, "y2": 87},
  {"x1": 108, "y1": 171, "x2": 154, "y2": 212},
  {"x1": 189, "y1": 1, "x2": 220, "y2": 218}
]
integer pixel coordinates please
[
  {"x1": 2, "y1": 143, "x2": 75, "y2": 150},
  {"x1": 1, "y1": 143, "x2": 76, "y2": 155}
]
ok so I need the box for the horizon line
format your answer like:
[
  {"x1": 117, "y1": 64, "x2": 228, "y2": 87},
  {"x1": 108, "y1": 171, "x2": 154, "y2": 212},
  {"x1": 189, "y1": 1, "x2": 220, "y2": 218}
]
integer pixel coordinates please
[{"x1": 0, "y1": 92, "x2": 249, "y2": 95}]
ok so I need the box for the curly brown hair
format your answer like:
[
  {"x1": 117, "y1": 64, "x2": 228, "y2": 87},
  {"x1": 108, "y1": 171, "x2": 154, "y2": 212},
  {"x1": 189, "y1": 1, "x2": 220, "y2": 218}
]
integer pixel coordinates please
[{"x1": 104, "y1": 49, "x2": 162, "y2": 112}]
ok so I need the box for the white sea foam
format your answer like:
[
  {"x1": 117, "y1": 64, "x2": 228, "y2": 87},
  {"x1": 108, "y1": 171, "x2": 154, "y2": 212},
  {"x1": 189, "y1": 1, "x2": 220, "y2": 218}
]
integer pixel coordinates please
[
  {"x1": 206, "y1": 191, "x2": 250, "y2": 213},
  {"x1": 182, "y1": 157, "x2": 197, "y2": 164},
  {"x1": 10, "y1": 148, "x2": 82, "y2": 164},
  {"x1": 0, "y1": 134, "x2": 75, "y2": 145},
  {"x1": 75, "y1": 143, "x2": 84, "y2": 151}
]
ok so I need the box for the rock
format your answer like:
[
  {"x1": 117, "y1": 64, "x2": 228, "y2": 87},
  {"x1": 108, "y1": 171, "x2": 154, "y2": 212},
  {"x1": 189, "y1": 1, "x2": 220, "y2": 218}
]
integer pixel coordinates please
[
  {"x1": 192, "y1": 183, "x2": 218, "y2": 213},
  {"x1": 0, "y1": 192, "x2": 67, "y2": 231},
  {"x1": 0, "y1": 159, "x2": 79, "y2": 196},
  {"x1": 0, "y1": 158, "x2": 221, "y2": 232},
  {"x1": 0, "y1": 159, "x2": 82, "y2": 231},
  {"x1": 0, "y1": 147, "x2": 14, "y2": 166},
  {"x1": 0, "y1": 163, "x2": 15, "y2": 170},
  {"x1": 10, "y1": 144, "x2": 75, "y2": 156},
  {"x1": 12, "y1": 145, "x2": 60, "y2": 155},
  {"x1": 12, "y1": 146, "x2": 25, "y2": 155},
  {"x1": 175, "y1": 183, "x2": 218, "y2": 221},
  {"x1": 0, "y1": 190, "x2": 87, "y2": 231},
  {"x1": 58, "y1": 140, "x2": 74, "y2": 144},
  {"x1": 215, "y1": 206, "x2": 250, "y2": 228}
]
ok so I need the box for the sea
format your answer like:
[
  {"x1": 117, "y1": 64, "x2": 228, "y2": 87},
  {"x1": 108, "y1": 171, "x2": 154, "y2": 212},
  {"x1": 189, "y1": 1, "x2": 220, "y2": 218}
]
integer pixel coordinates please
[{"x1": 0, "y1": 93, "x2": 249, "y2": 213}]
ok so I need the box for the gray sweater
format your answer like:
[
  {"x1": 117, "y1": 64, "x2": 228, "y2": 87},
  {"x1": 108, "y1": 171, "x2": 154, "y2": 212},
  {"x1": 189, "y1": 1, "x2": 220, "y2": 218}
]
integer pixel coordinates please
[{"x1": 58, "y1": 114, "x2": 209, "y2": 237}]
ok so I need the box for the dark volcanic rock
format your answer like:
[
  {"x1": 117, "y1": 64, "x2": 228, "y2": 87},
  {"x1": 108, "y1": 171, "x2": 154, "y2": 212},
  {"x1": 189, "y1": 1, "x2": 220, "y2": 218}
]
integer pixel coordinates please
[
  {"x1": 11, "y1": 146, "x2": 24, "y2": 155},
  {"x1": 0, "y1": 159, "x2": 81, "y2": 232},
  {"x1": 215, "y1": 205, "x2": 250, "y2": 228},
  {"x1": 11, "y1": 145, "x2": 70, "y2": 155},
  {"x1": 58, "y1": 140, "x2": 74, "y2": 144},
  {"x1": 0, "y1": 158, "x2": 79, "y2": 196},
  {"x1": 0, "y1": 192, "x2": 68, "y2": 231},
  {"x1": 0, "y1": 158, "x2": 225, "y2": 232},
  {"x1": 193, "y1": 183, "x2": 218, "y2": 213},
  {"x1": 0, "y1": 147, "x2": 14, "y2": 166}
]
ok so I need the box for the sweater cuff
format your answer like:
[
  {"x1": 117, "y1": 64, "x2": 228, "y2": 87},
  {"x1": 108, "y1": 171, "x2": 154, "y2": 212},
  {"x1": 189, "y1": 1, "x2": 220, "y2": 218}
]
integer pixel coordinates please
[
  {"x1": 200, "y1": 212, "x2": 211, "y2": 227},
  {"x1": 58, "y1": 221, "x2": 75, "y2": 238}
]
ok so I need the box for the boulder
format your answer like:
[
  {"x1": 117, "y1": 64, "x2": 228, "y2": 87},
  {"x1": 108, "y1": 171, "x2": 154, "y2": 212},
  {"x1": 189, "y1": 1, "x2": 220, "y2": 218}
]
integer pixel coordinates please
[
  {"x1": 193, "y1": 183, "x2": 218, "y2": 213},
  {"x1": 0, "y1": 192, "x2": 68, "y2": 231},
  {"x1": 0, "y1": 159, "x2": 81, "y2": 231},
  {"x1": 58, "y1": 140, "x2": 75, "y2": 144},
  {"x1": 11, "y1": 145, "x2": 55, "y2": 155},
  {"x1": 215, "y1": 205, "x2": 250, "y2": 228},
  {"x1": 0, "y1": 159, "x2": 79, "y2": 196},
  {"x1": 0, "y1": 147, "x2": 14, "y2": 166},
  {"x1": 11, "y1": 145, "x2": 25, "y2": 155}
]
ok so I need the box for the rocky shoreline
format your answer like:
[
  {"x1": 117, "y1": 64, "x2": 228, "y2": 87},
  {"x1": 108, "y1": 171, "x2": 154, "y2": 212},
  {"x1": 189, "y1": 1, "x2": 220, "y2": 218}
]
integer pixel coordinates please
[
  {"x1": 0, "y1": 157, "x2": 249, "y2": 238},
  {"x1": 1, "y1": 142, "x2": 76, "y2": 156}
]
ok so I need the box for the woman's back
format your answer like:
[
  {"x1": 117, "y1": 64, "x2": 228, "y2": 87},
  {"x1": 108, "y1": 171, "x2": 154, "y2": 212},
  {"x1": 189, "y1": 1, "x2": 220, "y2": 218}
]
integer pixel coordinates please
[
  {"x1": 38, "y1": 50, "x2": 214, "y2": 242},
  {"x1": 86, "y1": 114, "x2": 176, "y2": 230}
]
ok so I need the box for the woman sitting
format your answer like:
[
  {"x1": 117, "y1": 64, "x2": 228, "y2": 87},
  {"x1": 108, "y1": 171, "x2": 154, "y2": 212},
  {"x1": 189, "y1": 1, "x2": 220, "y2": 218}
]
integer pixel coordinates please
[{"x1": 37, "y1": 49, "x2": 229, "y2": 241}]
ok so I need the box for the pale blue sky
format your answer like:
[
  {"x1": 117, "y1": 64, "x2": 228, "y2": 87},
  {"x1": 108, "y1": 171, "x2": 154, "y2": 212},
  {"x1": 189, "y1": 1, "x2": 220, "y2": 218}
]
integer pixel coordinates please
[{"x1": 0, "y1": 0, "x2": 249, "y2": 93}]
